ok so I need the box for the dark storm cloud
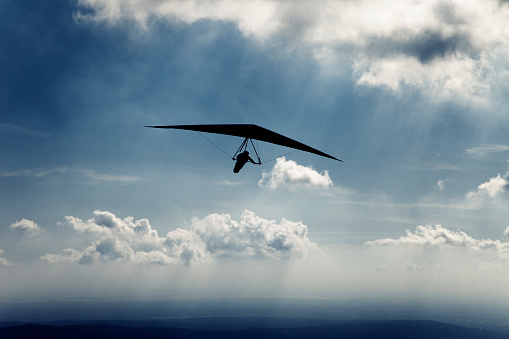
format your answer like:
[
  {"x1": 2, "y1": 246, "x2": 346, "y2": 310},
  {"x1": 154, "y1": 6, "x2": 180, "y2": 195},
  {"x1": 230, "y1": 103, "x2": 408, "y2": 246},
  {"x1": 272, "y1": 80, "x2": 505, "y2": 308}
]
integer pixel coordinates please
[{"x1": 364, "y1": 30, "x2": 473, "y2": 64}]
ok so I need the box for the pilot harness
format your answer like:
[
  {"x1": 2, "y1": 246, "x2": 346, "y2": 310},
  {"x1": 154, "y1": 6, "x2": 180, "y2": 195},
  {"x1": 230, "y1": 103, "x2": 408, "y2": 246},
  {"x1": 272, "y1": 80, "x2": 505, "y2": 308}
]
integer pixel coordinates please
[{"x1": 232, "y1": 138, "x2": 261, "y2": 164}]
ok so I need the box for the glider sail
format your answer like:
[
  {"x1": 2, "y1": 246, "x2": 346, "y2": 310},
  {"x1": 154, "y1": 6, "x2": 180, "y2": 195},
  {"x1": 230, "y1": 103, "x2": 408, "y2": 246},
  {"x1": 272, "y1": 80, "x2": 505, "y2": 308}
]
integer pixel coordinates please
[{"x1": 145, "y1": 124, "x2": 342, "y2": 162}]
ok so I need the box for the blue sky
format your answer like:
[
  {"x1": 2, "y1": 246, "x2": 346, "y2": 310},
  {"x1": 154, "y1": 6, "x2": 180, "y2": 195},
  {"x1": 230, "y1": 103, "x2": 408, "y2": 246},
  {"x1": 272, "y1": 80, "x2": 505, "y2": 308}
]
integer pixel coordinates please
[{"x1": 1, "y1": 0, "x2": 509, "y2": 308}]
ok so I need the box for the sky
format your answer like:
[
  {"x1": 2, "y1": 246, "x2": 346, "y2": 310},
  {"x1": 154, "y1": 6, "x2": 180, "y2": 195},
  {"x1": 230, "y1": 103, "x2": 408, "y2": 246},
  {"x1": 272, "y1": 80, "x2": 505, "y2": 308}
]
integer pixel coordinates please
[{"x1": 1, "y1": 0, "x2": 509, "y2": 314}]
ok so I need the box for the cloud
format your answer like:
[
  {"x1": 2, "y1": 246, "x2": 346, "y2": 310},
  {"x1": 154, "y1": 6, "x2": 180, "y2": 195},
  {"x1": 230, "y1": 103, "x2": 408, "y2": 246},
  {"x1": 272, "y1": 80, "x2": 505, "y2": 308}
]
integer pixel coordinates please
[
  {"x1": 10, "y1": 219, "x2": 41, "y2": 234},
  {"x1": 374, "y1": 264, "x2": 389, "y2": 272},
  {"x1": 363, "y1": 30, "x2": 472, "y2": 65},
  {"x1": 0, "y1": 168, "x2": 66, "y2": 178},
  {"x1": 164, "y1": 227, "x2": 209, "y2": 265},
  {"x1": 436, "y1": 180, "x2": 445, "y2": 191},
  {"x1": 84, "y1": 170, "x2": 145, "y2": 184},
  {"x1": 258, "y1": 157, "x2": 333, "y2": 189},
  {"x1": 0, "y1": 122, "x2": 52, "y2": 137},
  {"x1": 465, "y1": 144, "x2": 509, "y2": 157},
  {"x1": 42, "y1": 210, "x2": 175, "y2": 264},
  {"x1": 353, "y1": 53, "x2": 491, "y2": 100},
  {"x1": 64, "y1": 210, "x2": 157, "y2": 236},
  {"x1": 365, "y1": 224, "x2": 477, "y2": 247},
  {"x1": 213, "y1": 180, "x2": 247, "y2": 186},
  {"x1": 42, "y1": 209, "x2": 320, "y2": 265},
  {"x1": 365, "y1": 224, "x2": 509, "y2": 262},
  {"x1": 41, "y1": 248, "x2": 91, "y2": 264},
  {"x1": 403, "y1": 260, "x2": 428, "y2": 272},
  {"x1": 473, "y1": 258, "x2": 504, "y2": 272},
  {"x1": 0, "y1": 168, "x2": 144, "y2": 184},
  {"x1": 0, "y1": 247, "x2": 12, "y2": 266},
  {"x1": 467, "y1": 173, "x2": 509, "y2": 198},
  {"x1": 75, "y1": 0, "x2": 509, "y2": 101},
  {"x1": 190, "y1": 210, "x2": 321, "y2": 259}
]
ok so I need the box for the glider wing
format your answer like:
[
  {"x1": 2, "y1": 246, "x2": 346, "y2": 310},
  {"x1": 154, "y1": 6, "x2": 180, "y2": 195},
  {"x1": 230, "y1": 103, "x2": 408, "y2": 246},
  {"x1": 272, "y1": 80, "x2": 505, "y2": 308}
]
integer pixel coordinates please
[{"x1": 145, "y1": 124, "x2": 342, "y2": 161}]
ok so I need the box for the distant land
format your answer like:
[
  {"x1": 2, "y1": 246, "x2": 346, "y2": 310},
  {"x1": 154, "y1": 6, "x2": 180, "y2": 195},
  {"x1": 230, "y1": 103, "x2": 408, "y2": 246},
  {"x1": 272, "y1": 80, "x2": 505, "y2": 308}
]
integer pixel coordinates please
[
  {"x1": 1, "y1": 298, "x2": 509, "y2": 338},
  {"x1": 0, "y1": 319, "x2": 507, "y2": 339}
]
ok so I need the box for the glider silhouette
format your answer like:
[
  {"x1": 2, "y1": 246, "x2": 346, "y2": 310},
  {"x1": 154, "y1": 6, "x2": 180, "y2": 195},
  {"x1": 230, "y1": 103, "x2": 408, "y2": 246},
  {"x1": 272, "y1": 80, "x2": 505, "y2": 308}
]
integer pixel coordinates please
[{"x1": 145, "y1": 124, "x2": 342, "y2": 173}]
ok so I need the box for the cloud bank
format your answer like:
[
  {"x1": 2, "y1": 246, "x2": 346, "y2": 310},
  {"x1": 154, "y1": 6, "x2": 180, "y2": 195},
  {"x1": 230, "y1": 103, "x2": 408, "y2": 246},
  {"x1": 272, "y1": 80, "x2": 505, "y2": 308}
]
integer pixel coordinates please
[
  {"x1": 3, "y1": 212, "x2": 509, "y2": 301},
  {"x1": 75, "y1": 0, "x2": 509, "y2": 101},
  {"x1": 259, "y1": 157, "x2": 333, "y2": 189},
  {"x1": 41, "y1": 210, "x2": 320, "y2": 265}
]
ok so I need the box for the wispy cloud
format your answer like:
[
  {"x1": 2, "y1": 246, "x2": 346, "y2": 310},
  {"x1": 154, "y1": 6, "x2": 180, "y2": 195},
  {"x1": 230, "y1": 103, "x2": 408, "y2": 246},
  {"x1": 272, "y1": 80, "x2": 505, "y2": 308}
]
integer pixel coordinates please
[
  {"x1": 397, "y1": 159, "x2": 462, "y2": 172},
  {"x1": 213, "y1": 180, "x2": 247, "y2": 186},
  {"x1": 465, "y1": 144, "x2": 509, "y2": 157},
  {"x1": 0, "y1": 167, "x2": 145, "y2": 184},
  {"x1": 0, "y1": 122, "x2": 52, "y2": 137},
  {"x1": 84, "y1": 170, "x2": 146, "y2": 184},
  {"x1": 0, "y1": 168, "x2": 66, "y2": 178},
  {"x1": 331, "y1": 199, "x2": 474, "y2": 210}
]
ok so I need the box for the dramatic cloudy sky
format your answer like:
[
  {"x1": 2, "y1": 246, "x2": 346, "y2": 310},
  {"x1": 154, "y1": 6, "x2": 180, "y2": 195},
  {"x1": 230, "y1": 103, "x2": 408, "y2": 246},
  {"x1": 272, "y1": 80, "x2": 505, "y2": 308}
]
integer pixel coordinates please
[{"x1": 1, "y1": 0, "x2": 509, "y2": 307}]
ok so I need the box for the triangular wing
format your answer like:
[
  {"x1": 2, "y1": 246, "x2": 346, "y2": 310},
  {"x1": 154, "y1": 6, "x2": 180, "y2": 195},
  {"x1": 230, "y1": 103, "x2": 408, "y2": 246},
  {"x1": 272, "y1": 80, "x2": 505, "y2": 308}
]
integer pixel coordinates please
[{"x1": 145, "y1": 124, "x2": 342, "y2": 162}]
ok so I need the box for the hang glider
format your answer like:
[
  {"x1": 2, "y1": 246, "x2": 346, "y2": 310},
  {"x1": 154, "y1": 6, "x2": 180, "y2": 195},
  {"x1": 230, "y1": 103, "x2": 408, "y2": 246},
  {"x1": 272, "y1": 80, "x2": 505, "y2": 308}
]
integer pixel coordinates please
[{"x1": 145, "y1": 124, "x2": 342, "y2": 171}]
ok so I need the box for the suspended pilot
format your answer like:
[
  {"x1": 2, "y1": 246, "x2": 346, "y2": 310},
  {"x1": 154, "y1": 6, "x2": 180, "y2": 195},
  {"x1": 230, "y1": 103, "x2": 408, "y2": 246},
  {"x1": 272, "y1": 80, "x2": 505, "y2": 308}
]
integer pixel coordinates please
[{"x1": 233, "y1": 151, "x2": 259, "y2": 173}]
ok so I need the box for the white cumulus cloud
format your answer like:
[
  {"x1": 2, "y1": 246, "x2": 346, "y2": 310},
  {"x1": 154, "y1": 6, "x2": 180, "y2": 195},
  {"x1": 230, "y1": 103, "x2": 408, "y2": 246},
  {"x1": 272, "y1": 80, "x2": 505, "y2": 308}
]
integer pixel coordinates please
[
  {"x1": 467, "y1": 173, "x2": 509, "y2": 199},
  {"x1": 41, "y1": 210, "x2": 320, "y2": 265},
  {"x1": 190, "y1": 210, "x2": 321, "y2": 259},
  {"x1": 10, "y1": 219, "x2": 40, "y2": 234},
  {"x1": 259, "y1": 157, "x2": 333, "y2": 189}
]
